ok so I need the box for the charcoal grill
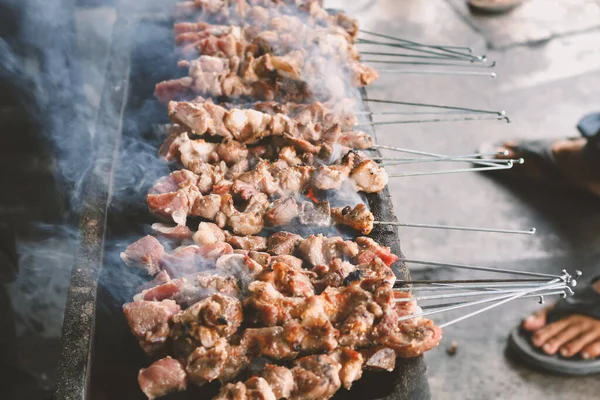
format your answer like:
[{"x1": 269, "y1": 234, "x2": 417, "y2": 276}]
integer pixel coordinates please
[{"x1": 55, "y1": 2, "x2": 430, "y2": 399}]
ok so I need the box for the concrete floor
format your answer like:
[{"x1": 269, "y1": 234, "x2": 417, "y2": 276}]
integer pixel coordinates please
[{"x1": 330, "y1": 0, "x2": 600, "y2": 399}]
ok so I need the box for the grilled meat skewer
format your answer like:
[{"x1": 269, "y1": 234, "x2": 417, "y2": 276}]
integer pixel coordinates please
[
  {"x1": 155, "y1": 50, "x2": 376, "y2": 103},
  {"x1": 123, "y1": 232, "x2": 439, "y2": 399},
  {"x1": 175, "y1": 22, "x2": 359, "y2": 62},
  {"x1": 165, "y1": 100, "x2": 371, "y2": 147},
  {"x1": 174, "y1": 0, "x2": 359, "y2": 39},
  {"x1": 148, "y1": 172, "x2": 378, "y2": 235}
]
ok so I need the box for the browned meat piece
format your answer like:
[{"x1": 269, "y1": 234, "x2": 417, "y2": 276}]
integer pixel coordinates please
[
  {"x1": 248, "y1": 250, "x2": 271, "y2": 267},
  {"x1": 355, "y1": 236, "x2": 399, "y2": 267},
  {"x1": 186, "y1": 339, "x2": 250, "y2": 386},
  {"x1": 257, "y1": 261, "x2": 315, "y2": 297},
  {"x1": 336, "y1": 303, "x2": 377, "y2": 348},
  {"x1": 193, "y1": 222, "x2": 226, "y2": 245},
  {"x1": 338, "y1": 130, "x2": 374, "y2": 150},
  {"x1": 311, "y1": 164, "x2": 350, "y2": 190},
  {"x1": 282, "y1": 133, "x2": 320, "y2": 154},
  {"x1": 219, "y1": 344, "x2": 253, "y2": 383},
  {"x1": 162, "y1": 132, "x2": 219, "y2": 165},
  {"x1": 226, "y1": 234, "x2": 268, "y2": 251},
  {"x1": 155, "y1": 77, "x2": 192, "y2": 104},
  {"x1": 242, "y1": 317, "x2": 338, "y2": 360},
  {"x1": 237, "y1": 161, "x2": 279, "y2": 196},
  {"x1": 219, "y1": 193, "x2": 268, "y2": 236},
  {"x1": 217, "y1": 139, "x2": 248, "y2": 165},
  {"x1": 358, "y1": 257, "x2": 397, "y2": 288},
  {"x1": 331, "y1": 204, "x2": 374, "y2": 235},
  {"x1": 298, "y1": 201, "x2": 330, "y2": 227},
  {"x1": 120, "y1": 235, "x2": 165, "y2": 276},
  {"x1": 278, "y1": 145, "x2": 303, "y2": 166},
  {"x1": 331, "y1": 348, "x2": 364, "y2": 390},
  {"x1": 231, "y1": 179, "x2": 261, "y2": 201},
  {"x1": 350, "y1": 159, "x2": 388, "y2": 193},
  {"x1": 311, "y1": 258, "x2": 356, "y2": 291},
  {"x1": 261, "y1": 365, "x2": 294, "y2": 398},
  {"x1": 297, "y1": 234, "x2": 327, "y2": 267},
  {"x1": 212, "y1": 381, "x2": 247, "y2": 400},
  {"x1": 226, "y1": 159, "x2": 250, "y2": 180},
  {"x1": 181, "y1": 31, "x2": 245, "y2": 60},
  {"x1": 138, "y1": 357, "x2": 187, "y2": 400},
  {"x1": 275, "y1": 165, "x2": 315, "y2": 194},
  {"x1": 123, "y1": 300, "x2": 180, "y2": 355},
  {"x1": 265, "y1": 197, "x2": 299, "y2": 226},
  {"x1": 214, "y1": 377, "x2": 276, "y2": 400},
  {"x1": 371, "y1": 310, "x2": 442, "y2": 358},
  {"x1": 151, "y1": 223, "x2": 194, "y2": 240},
  {"x1": 332, "y1": 12, "x2": 359, "y2": 38},
  {"x1": 191, "y1": 194, "x2": 223, "y2": 220},
  {"x1": 242, "y1": 326, "x2": 299, "y2": 360},
  {"x1": 213, "y1": 180, "x2": 234, "y2": 194},
  {"x1": 361, "y1": 347, "x2": 397, "y2": 372},
  {"x1": 172, "y1": 294, "x2": 242, "y2": 349},
  {"x1": 197, "y1": 274, "x2": 241, "y2": 299},
  {"x1": 244, "y1": 281, "x2": 305, "y2": 326},
  {"x1": 269, "y1": 254, "x2": 303, "y2": 270},
  {"x1": 266, "y1": 231, "x2": 302, "y2": 255},
  {"x1": 291, "y1": 354, "x2": 342, "y2": 400}
]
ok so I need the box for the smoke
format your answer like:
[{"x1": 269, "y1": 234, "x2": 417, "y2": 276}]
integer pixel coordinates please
[{"x1": 0, "y1": 0, "x2": 377, "y2": 397}]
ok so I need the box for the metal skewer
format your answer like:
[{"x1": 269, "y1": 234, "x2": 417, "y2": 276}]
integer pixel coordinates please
[
  {"x1": 395, "y1": 288, "x2": 568, "y2": 303},
  {"x1": 356, "y1": 115, "x2": 509, "y2": 126},
  {"x1": 388, "y1": 161, "x2": 515, "y2": 177},
  {"x1": 370, "y1": 145, "x2": 508, "y2": 169},
  {"x1": 356, "y1": 39, "x2": 479, "y2": 61},
  {"x1": 395, "y1": 283, "x2": 551, "y2": 292},
  {"x1": 358, "y1": 30, "x2": 475, "y2": 52},
  {"x1": 360, "y1": 51, "x2": 477, "y2": 61},
  {"x1": 394, "y1": 278, "x2": 555, "y2": 285},
  {"x1": 377, "y1": 69, "x2": 497, "y2": 78},
  {"x1": 358, "y1": 29, "x2": 484, "y2": 61},
  {"x1": 356, "y1": 110, "x2": 498, "y2": 116},
  {"x1": 374, "y1": 221, "x2": 534, "y2": 235},
  {"x1": 420, "y1": 291, "x2": 568, "y2": 310},
  {"x1": 363, "y1": 98, "x2": 506, "y2": 116},
  {"x1": 436, "y1": 283, "x2": 567, "y2": 328},
  {"x1": 364, "y1": 60, "x2": 497, "y2": 68},
  {"x1": 400, "y1": 259, "x2": 558, "y2": 279},
  {"x1": 398, "y1": 280, "x2": 567, "y2": 324},
  {"x1": 378, "y1": 157, "x2": 521, "y2": 167},
  {"x1": 372, "y1": 151, "x2": 505, "y2": 161}
]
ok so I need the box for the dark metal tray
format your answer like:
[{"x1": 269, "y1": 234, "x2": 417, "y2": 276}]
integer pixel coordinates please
[{"x1": 55, "y1": 5, "x2": 431, "y2": 400}]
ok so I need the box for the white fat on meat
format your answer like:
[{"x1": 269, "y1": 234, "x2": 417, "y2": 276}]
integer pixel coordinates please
[
  {"x1": 350, "y1": 160, "x2": 388, "y2": 193},
  {"x1": 193, "y1": 222, "x2": 226, "y2": 245}
]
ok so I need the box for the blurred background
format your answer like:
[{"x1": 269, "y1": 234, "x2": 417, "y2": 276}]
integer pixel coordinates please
[{"x1": 1, "y1": 0, "x2": 600, "y2": 399}]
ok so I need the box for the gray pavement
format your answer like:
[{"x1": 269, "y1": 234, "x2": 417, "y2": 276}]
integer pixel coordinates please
[{"x1": 330, "y1": 0, "x2": 600, "y2": 398}]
